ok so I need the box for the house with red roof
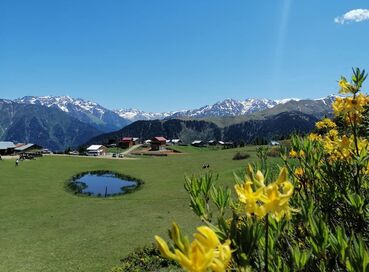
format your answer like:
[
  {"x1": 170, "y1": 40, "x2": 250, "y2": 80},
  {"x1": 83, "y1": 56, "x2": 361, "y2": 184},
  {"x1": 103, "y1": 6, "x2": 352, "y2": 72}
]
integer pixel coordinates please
[
  {"x1": 119, "y1": 137, "x2": 140, "y2": 148},
  {"x1": 119, "y1": 137, "x2": 134, "y2": 148},
  {"x1": 150, "y1": 136, "x2": 167, "y2": 151}
]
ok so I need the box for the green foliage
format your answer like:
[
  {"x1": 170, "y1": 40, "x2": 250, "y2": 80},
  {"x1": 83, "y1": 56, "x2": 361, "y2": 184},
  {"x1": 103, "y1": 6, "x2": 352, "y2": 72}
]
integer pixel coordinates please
[
  {"x1": 110, "y1": 244, "x2": 180, "y2": 272},
  {"x1": 173, "y1": 69, "x2": 369, "y2": 272}
]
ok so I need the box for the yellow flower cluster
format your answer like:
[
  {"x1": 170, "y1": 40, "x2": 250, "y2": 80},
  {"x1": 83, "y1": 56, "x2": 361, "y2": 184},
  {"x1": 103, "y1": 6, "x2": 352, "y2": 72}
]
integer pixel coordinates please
[
  {"x1": 322, "y1": 134, "x2": 368, "y2": 163},
  {"x1": 315, "y1": 118, "x2": 337, "y2": 130},
  {"x1": 289, "y1": 149, "x2": 305, "y2": 158},
  {"x1": 234, "y1": 166, "x2": 296, "y2": 221},
  {"x1": 332, "y1": 94, "x2": 369, "y2": 123},
  {"x1": 155, "y1": 224, "x2": 231, "y2": 272}
]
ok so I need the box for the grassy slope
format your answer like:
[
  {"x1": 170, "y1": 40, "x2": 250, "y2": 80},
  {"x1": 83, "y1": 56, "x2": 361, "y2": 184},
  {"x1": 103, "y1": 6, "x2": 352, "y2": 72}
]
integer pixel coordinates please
[{"x1": 0, "y1": 146, "x2": 280, "y2": 271}]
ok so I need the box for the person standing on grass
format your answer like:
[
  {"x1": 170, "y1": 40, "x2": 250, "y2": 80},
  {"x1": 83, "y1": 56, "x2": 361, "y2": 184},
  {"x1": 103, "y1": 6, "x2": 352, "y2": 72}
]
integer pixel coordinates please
[{"x1": 15, "y1": 159, "x2": 19, "y2": 167}]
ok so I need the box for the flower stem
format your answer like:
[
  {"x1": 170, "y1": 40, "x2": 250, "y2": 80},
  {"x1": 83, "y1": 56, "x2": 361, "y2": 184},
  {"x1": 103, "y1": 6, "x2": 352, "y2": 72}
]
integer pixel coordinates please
[{"x1": 265, "y1": 214, "x2": 269, "y2": 272}]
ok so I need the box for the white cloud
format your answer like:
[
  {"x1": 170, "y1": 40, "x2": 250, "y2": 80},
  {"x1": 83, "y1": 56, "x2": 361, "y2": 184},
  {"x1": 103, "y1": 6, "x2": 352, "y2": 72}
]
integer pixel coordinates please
[{"x1": 334, "y1": 9, "x2": 369, "y2": 24}]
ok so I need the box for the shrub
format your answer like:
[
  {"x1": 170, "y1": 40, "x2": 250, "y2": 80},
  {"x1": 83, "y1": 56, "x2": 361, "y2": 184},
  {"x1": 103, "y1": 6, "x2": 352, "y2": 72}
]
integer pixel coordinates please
[
  {"x1": 110, "y1": 244, "x2": 180, "y2": 272},
  {"x1": 232, "y1": 152, "x2": 250, "y2": 160},
  {"x1": 153, "y1": 68, "x2": 369, "y2": 272},
  {"x1": 266, "y1": 147, "x2": 280, "y2": 157}
]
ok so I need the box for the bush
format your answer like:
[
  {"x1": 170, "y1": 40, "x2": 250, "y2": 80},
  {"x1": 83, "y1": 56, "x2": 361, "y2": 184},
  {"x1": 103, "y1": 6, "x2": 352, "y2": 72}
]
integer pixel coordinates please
[
  {"x1": 111, "y1": 244, "x2": 179, "y2": 272},
  {"x1": 266, "y1": 147, "x2": 280, "y2": 157},
  {"x1": 153, "y1": 68, "x2": 369, "y2": 272},
  {"x1": 232, "y1": 152, "x2": 250, "y2": 160}
]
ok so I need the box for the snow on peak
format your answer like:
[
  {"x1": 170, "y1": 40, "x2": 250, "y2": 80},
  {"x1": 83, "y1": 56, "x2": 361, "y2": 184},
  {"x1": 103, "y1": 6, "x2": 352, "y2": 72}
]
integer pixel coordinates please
[
  {"x1": 15, "y1": 95, "x2": 107, "y2": 116},
  {"x1": 274, "y1": 98, "x2": 300, "y2": 104},
  {"x1": 114, "y1": 108, "x2": 175, "y2": 121}
]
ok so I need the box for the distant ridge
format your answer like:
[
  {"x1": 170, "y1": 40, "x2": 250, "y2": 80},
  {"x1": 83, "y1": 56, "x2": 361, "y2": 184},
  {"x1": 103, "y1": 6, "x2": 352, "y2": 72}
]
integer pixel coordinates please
[
  {"x1": 114, "y1": 95, "x2": 336, "y2": 121},
  {"x1": 85, "y1": 111, "x2": 318, "y2": 147},
  {"x1": 0, "y1": 99, "x2": 101, "y2": 150},
  {"x1": 0, "y1": 94, "x2": 337, "y2": 149},
  {"x1": 15, "y1": 96, "x2": 131, "y2": 132}
]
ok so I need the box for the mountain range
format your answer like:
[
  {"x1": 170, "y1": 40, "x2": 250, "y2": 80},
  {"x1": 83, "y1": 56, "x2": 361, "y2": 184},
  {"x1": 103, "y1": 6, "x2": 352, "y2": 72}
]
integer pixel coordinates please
[
  {"x1": 86, "y1": 111, "x2": 318, "y2": 147},
  {"x1": 0, "y1": 94, "x2": 336, "y2": 150},
  {"x1": 0, "y1": 99, "x2": 101, "y2": 150},
  {"x1": 15, "y1": 96, "x2": 130, "y2": 132}
]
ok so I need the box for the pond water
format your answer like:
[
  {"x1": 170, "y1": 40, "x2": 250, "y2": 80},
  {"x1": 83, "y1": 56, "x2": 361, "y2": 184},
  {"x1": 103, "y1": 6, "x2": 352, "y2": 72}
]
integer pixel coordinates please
[{"x1": 69, "y1": 171, "x2": 140, "y2": 197}]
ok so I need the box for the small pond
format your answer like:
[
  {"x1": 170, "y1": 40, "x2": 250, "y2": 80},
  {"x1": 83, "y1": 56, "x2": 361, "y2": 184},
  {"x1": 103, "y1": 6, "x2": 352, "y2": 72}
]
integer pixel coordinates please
[{"x1": 68, "y1": 171, "x2": 142, "y2": 197}]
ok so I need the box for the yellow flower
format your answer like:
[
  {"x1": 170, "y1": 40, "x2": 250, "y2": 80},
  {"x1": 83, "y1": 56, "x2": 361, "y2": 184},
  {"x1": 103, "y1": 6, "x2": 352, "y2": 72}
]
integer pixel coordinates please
[
  {"x1": 338, "y1": 78, "x2": 353, "y2": 94},
  {"x1": 289, "y1": 149, "x2": 298, "y2": 158},
  {"x1": 294, "y1": 167, "x2": 304, "y2": 177},
  {"x1": 261, "y1": 181, "x2": 295, "y2": 221},
  {"x1": 235, "y1": 166, "x2": 296, "y2": 221},
  {"x1": 315, "y1": 118, "x2": 337, "y2": 129},
  {"x1": 155, "y1": 225, "x2": 231, "y2": 272},
  {"x1": 235, "y1": 180, "x2": 266, "y2": 218},
  {"x1": 328, "y1": 129, "x2": 339, "y2": 139},
  {"x1": 308, "y1": 133, "x2": 320, "y2": 141},
  {"x1": 332, "y1": 94, "x2": 369, "y2": 121},
  {"x1": 299, "y1": 150, "x2": 305, "y2": 158}
]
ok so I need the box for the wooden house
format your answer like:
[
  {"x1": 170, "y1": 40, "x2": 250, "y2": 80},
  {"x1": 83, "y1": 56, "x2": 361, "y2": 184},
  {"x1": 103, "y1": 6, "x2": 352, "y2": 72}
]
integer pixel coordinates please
[
  {"x1": 150, "y1": 137, "x2": 167, "y2": 151},
  {"x1": 119, "y1": 137, "x2": 134, "y2": 148},
  {"x1": 191, "y1": 140, "x2": 206, "y2": 147},
  {"x1": 86, "y1": 145, "x2": 107, "y2": 156},
  {"x1": 0, "y1": 141, "x2": 15, "y2": 155},
  {"x1": 15, "y1": 143, "x2": 43, "y2": 153}
]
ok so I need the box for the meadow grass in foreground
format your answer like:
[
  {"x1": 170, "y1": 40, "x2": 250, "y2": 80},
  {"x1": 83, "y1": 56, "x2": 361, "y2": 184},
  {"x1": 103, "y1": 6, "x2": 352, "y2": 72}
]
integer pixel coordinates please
[{"x1": 0, "y1": 146, "x2": 278, "y2": 271}]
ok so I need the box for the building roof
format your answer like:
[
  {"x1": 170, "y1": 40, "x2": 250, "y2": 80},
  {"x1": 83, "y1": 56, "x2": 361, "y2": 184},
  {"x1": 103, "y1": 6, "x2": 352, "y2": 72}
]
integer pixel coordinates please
[
  {"x1": 14, "y1": 143, "x2": 40, "y2": 151},
  {"x1": 270, "y1": 141, "x2": 280, "y2": 145},
  {"x1": 0, "y1": 141, "x2": 16, "y2": 150},
  {"x1": 87, "y1": 145, "x2": 105, "y2": 151},
  {"x1": 171, "y1": 139, "x2": 181, "y2": 143},
  {"x1": 192, "y1": 140, "x2": 203, "y2": 144},
  {"x1": 122, "y1": 137, "x2": 133, "y2": 141},
  {"x1": 132, "y1": 137, "x2": 139, "y2": 141},
  {"x1": 152, "y1": 136, "x2": 167, "y2": 142}
]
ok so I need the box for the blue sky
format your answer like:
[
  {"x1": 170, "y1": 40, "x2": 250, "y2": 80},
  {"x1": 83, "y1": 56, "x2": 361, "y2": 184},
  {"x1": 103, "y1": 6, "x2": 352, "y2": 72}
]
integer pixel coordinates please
[{"x1": 0, "y1": 0, "x2": 368, "y2": 112}]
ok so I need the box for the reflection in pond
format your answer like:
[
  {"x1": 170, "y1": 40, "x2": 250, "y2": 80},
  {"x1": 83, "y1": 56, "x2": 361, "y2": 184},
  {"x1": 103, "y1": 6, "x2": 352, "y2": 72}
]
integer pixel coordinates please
[{"x1": 68, "y1": 171, "x2": 142, "y2": 197}]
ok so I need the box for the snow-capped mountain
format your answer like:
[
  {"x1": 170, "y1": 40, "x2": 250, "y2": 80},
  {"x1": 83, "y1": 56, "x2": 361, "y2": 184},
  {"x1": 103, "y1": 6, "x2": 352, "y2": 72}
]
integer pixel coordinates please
[
  {"x1": 13, "y1": 95, "x2": 337, "y2": 129},
  {"x1": 114, "y1": 108, "x2": 176, "y2": 122},
  {"x1": 168, "y1": 98, "x2": 300, "y2": 119},
  {"x1": 15, "y1": 96, "x2": 130, "y2": 132},
  {"x1": 314, "y1": 94, "x2": 338, "y2": 105},
  {"x1": 114, "y1": 96, "x2": 335, "y2": 121}
]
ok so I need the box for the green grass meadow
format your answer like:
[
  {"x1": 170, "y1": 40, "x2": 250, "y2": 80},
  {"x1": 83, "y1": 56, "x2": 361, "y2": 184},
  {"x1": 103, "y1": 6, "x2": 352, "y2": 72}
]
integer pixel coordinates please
[{"x1": 0, "y1": 146, "x2": 279, "y2": 271}]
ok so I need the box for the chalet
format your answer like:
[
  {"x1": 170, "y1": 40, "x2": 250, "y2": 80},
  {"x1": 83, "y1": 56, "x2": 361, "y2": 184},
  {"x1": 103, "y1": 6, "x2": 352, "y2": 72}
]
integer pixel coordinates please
[
  {"x1": 0, "y1": 141, "x2": 16, "y2": 155},
  {"x1": 208, "y1": 140, "x2": 217, "y2": 146},
  {"x1": 171, "y1": 139, "x2": 182, "y2": 145},
  {"x1": 270, "y1": 141, "x2": 280, "y2": 146},
  {"x1": 191, "y1": 140, "x2": 205, "y2": 147},
  {"x1": 223, "y1": 142, "x2": 234, "y2": 149},
  {"x1": 15, "y1": 143, "x2": 43, "y2": 153},
  {"x1": 150, "y1": 137, "x2": 167, "y2": 151},
  {"x1": 119, "y1": 137, "x2": 134, "y2": 148},
  {"x1": 119, "y1": 137, "x2": 140, "y2": 148},
  {"x1": 86, "y1": 145, "x2": 107, "y2": 156}
]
